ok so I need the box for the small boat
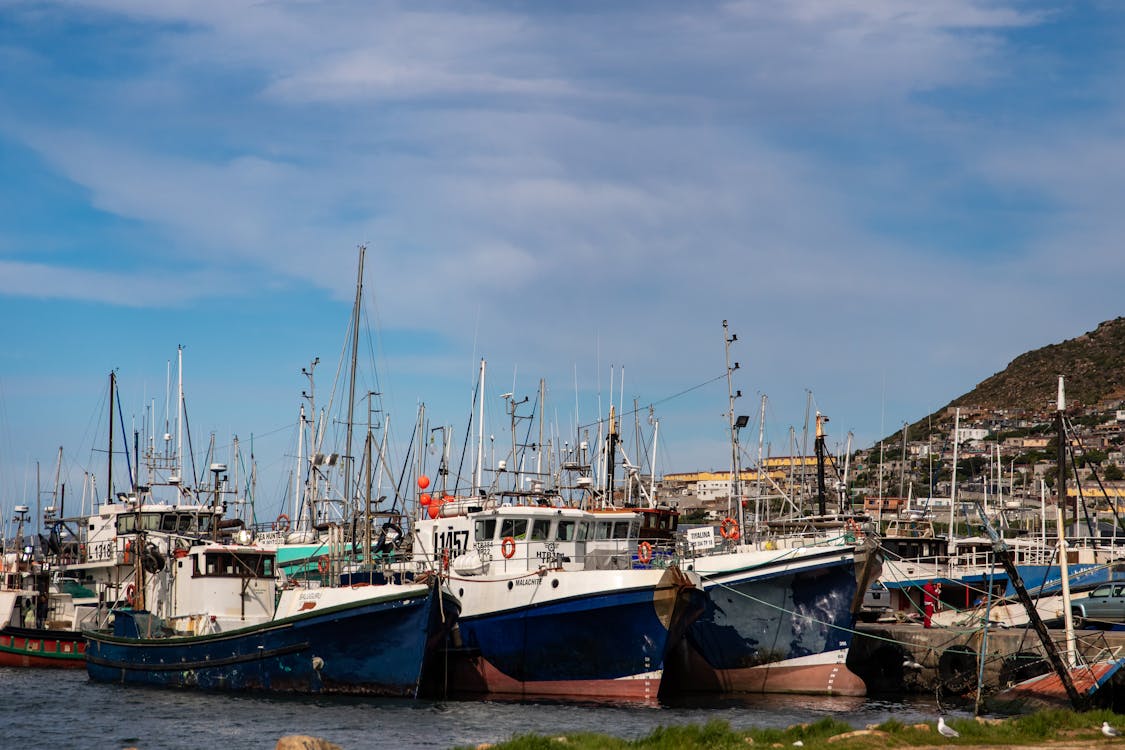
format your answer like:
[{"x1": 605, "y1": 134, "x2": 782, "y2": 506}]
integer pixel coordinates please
[
  {"x1": 991, "y1": 658, "x2": 1125, "y2": 712},
  {"x1": 85, "y1": 539, "x2": 458, "y2": 695},
  {"x1": 0, "y1": 507, "x2": 89, "y2": 668}
]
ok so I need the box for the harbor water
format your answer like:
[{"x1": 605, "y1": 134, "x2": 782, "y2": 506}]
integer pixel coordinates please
[{"x1": 1, "y1": 667, "x2": 969, "y2": 750}]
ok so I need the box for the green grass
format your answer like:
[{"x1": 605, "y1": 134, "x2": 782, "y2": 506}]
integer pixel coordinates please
[{"x1": 455, "y1": 710, "x2": 1125, "y2": 750}]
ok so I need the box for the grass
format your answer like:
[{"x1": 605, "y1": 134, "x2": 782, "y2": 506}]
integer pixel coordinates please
[{"x1": 455, "y1": 710, "x2": 1125, "y2": 750}]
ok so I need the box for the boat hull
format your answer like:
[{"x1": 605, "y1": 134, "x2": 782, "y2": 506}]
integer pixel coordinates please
[
  {"x1": 86, "y1": 584, "x2": 456, "y2": 696},
  {"x1": 0, "y1": 626, "x2": 86, "y2": 668},
  {"x1": 667, "y1": 546, "x2": 865, "y2": 697},
  {"x1": 989, "y1": 658, "x2": 1125, "y2": 712},
  {"x1": 442, "y1": 566, "x2": 703, "y2": 704}
]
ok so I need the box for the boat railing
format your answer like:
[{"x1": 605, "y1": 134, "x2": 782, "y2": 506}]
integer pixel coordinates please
[{"x1": 414, "y1": 533, "x2": 680, "y2": 576}]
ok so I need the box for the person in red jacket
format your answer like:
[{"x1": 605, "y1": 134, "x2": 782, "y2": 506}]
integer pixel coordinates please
[{"x1": 923, "y1": 581, "x2": 941, "y2": 628}]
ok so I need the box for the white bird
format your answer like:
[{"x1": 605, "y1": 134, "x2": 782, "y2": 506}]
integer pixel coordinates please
[
  {"x1": 937, "y1": 716, "x2": 959, "y2": 738},
  {"x1": 1103, "y1": 721, "x2": 1120, "y2": 738},
  {"x1": 792, "y1": 742, "x2": 804, "y2": 747}
]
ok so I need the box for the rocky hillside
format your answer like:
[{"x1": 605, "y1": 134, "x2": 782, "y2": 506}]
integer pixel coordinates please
[{"x1": 908, "y1": 317, "x2": 1125, "y2": 436}]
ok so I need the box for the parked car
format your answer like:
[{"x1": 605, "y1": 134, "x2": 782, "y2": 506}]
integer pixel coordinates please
[
  {"x1": 1071, "y1": 583, "x2": 1125, "y2": 628},
  {"x1": 859, "y1": 581, "x2": 892, "y2": 622}
]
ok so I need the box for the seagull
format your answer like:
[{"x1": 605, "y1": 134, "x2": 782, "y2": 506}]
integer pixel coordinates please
[
  {"x1": 1103, "y1": 721, "x2": 1120, "y2": 738},
  {"x1": 937, "y1": 716, "x2": 959, "y2": 738}
]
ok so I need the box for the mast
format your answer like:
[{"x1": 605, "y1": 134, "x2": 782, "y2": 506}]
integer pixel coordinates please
[
  {"x1": 294, "y1": 403, "x2": 305, "y2": 525},
  {"x1": 344, "y1": 245, "x2": 366, "y2": 517},
  {"x1": 1056, "y1": 375, "x2": 1068, "y2": 531},
  {"x1": 475, "y1": 359, "x2": 486, "y2": 495},
  {"x1": 814, "y1": 412, "x2": 828, "y2": 516},
  {"x1": 604, "y1": 405, "x2": 618, "y2": 504},
  {"x1": 949, "y1": 408, "x2": 960, "y2": 551},
  {"x1": 108, "y1": 370, "x2": 115, "y2": 503},
  {"x1": 722, "y1": 320, "x2": 741, "y2": 526},
  {"x1": 176, "y1": 345, "x2": 184, "y2": 489}
]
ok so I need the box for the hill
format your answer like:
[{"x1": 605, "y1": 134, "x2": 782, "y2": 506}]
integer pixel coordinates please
[{"x1": 906, "y1": 317, "x2": 1125, "y2": 437}]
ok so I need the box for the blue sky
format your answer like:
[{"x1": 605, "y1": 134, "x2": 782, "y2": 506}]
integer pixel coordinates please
[{"x1": 2, "y1": 1, "x2": 1124, "y2": 523}]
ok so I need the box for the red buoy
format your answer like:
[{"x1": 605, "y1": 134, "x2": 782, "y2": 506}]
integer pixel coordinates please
[{"x1": 417, "y1": 475, "x2": 431, "y2": 490}]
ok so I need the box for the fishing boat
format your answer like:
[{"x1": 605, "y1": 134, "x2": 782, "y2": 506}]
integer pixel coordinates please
[
  {"x1": 665, "y1": 531, "x2": 869, "y2": 696},
  {"x1": 85, "y1": 536, "x2": 457, "y2": 695},
  {"x1": 662, "y1": 336, "x2": 874, "y2": 697},
  {"x1": 0, "y1": 520, "x2": 87, "y2": 668},
  {"x1": 411, "y1": 490, "x2": 704, "y2": 704}
]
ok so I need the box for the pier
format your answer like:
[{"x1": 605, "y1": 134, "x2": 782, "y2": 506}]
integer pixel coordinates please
[{"x1": 850, "y1": 622, "x2": 1125, "y2": 701}]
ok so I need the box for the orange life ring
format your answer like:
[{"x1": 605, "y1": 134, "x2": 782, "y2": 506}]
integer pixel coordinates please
[
  {"x1": 720, "y1": 517, "x2": 738, "y2": 539},
  {"x1": 317, "y1": 555, "x2": 329, "y2": 574},
  {"x1": 638, "y1": 541, "x2": 653, "y2": 564},
  {"x1": 500, "y1": 536, "x2": 516, "y2": 559},
  {"x1": 125, "y1": 583, "x2": 136, "y2": 607},
  {"x1": 274, "y1": 513, "x2": 290, "y2": 532}
]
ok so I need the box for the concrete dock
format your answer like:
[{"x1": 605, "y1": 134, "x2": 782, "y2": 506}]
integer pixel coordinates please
[{"x1": 848, "y1": 621, "x2": 1125, "y2": 699}]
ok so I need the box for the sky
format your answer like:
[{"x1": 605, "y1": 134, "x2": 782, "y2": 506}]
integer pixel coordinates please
[{"x1": 2, "y1": 0, "x2": 1124, "y2": 525}]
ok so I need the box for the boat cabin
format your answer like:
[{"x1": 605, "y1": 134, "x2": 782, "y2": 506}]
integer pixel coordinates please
[
  {"x1": 416, "y1": 504, "x2": 650, "y2": 576},
  {"x1": 162, "y1": 544, "x2": 276, "y2": 635}
]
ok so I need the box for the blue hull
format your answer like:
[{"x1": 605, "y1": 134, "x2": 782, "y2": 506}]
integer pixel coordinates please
[
  {"x1": 447, "y1": 572, "x2": 704, "y2": 702},
  {"x1": 86, "y1": 586, "x2": 456, "y2": 696},
  {"x1": 667, "y1": 550, "x2": 864, "y2": 695},
  {"x1": 885, "y1": 563, "x2": 1124, "y2": 598}
]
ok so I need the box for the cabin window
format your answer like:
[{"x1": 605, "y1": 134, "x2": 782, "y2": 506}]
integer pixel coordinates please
[
  {"x1": 161, "y1": 514, "x2": 178, "y2": 532},
  {"x1": 475, "y1": 519, "x2": 497, "y2": 542},
  {"x1": 178, "y1": 515, "x2": 194, "y2": 533},
  {"x1": 612, "y1": 521, "x2": 632, "y2": 539},
  {"x1": 530, "y1": 520, "x2": 550, "y2": 541},
  {"x1": 594, "y1": 522, "x2": 611, "y2": 540},
  {"x1": 201, "y1": 552, "x2": 274, "y2": 577},
  {"x1": 500, "y1": 518, "x2": 528, "y2": 540},
  {"x1": 556, "y1": 520, "x2": 576, "y2": 541},
  {"x1": 575, "y1": 521, "x2": 590, "y2": 541}
]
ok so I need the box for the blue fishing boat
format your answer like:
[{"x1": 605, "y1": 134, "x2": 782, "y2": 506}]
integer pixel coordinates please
[
  {"x1": 667, "y1": 537, "x2": 867, "y2": 696},
  {"x1": 85, "y1": 540, "x2": 458, "y2": 695},
  {"x1": 414, "y1": 500, "x2": 704, "y2": 704}
]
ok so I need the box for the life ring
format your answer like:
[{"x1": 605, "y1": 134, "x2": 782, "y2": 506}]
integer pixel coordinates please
[
  {"x1": 638, "y1": 541, "x2": 653, "y2": 564},
  {"x1": 317, "y1": 555, "x2": 329, "y2": 574},
  {"x1": 274, "y1": 513, "x2": 290, "y2": 532},
  {"x1": 501, "y1": 536, "x2": 516, "y2": 559},
  {"x1": 720, "y1": 517, "x2": 739, "y2": 539},
  {"x1": 125, "y1": 583, "x2": 136, "y2": 607}
]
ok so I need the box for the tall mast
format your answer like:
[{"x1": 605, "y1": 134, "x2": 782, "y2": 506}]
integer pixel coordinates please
[
  {"x1": 1057, "y1": 376, "x2": 1068, "y2": 532},
  {"x1": 723, "y1": 320, "x2": 741, "y2": 526},
  {"x1": 344, "y1": 245, "x2": 366, "y2": 517},
  {"x1": 475, "y1": 359, "x2": 486, "y2": 494},
  {"x1": 949, "y1": 408, "x2": 961, "y2": 550},
  {"x1": 294, "y1": 403, "x2": 305, "y2": 525},
  {"x1": 176, "y1": 345, "x2": 184, "y2": 489},
  {"x1": 108, "y1": 370, "x2": 115, "y2": 503}
]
